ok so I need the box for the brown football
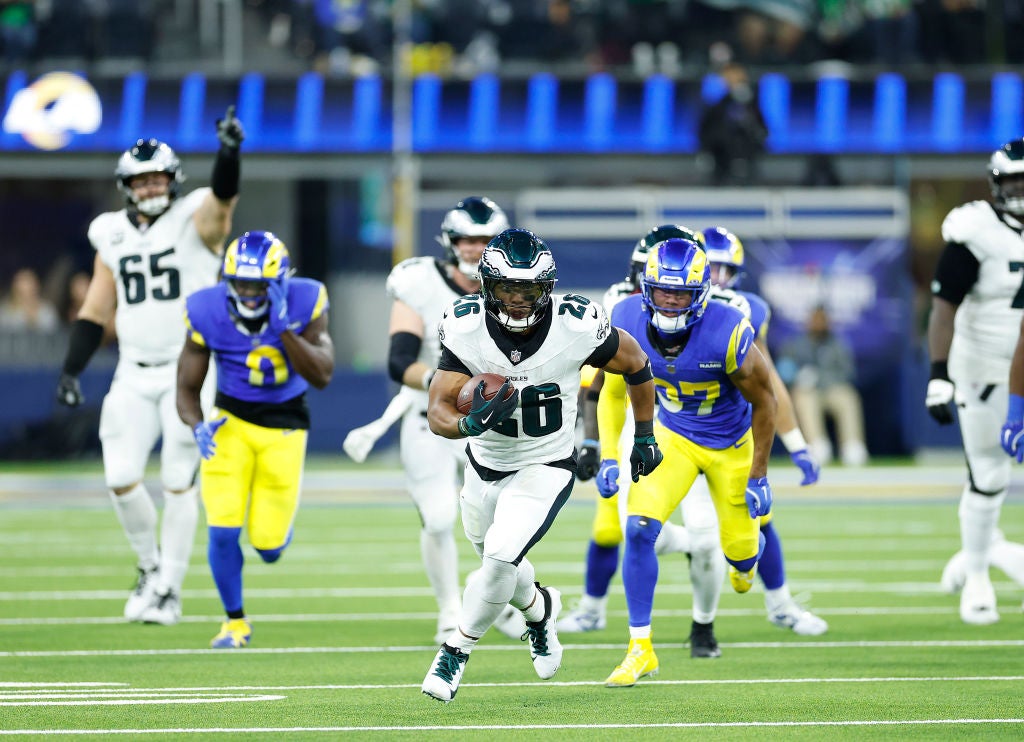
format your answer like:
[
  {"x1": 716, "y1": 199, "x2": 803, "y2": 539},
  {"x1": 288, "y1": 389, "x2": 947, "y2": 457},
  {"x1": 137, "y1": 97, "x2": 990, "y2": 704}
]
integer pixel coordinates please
[{"x1": 456, "y1": 373, "x2": 515, "y2": 415}]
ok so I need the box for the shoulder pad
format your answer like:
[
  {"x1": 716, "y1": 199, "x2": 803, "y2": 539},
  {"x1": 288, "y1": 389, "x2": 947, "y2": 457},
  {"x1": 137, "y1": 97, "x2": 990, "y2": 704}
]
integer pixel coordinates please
[
  {"x1": 387, "y1": 257, "x2": 436, "y2": 301},
  {"x1": 941, "y1": 200, "x2": 993, "y2": 244},
  {"x1": 438, "y1": 294, "x2": 486, "y2": 338}
]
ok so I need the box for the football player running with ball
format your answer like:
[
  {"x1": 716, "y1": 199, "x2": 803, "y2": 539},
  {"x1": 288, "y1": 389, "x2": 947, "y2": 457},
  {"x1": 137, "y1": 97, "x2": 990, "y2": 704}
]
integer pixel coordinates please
[
  {"x1": 54, "y1": 107, "x2": 244, "y2": 625},
  {"x1": 420, "y1": 229, "x2": 663, "y2": 703},
  {"x1": 599, "y1": 237, "x2": 777, "y2": 687},
  {"x1": 177, "y1": 231, "x2": 334, "y2": 648}
]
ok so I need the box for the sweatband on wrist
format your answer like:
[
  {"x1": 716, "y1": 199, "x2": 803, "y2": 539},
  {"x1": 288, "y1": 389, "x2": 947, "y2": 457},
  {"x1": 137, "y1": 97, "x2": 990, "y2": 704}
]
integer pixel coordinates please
[
  {"x1": 421, "y1": 368, "x2": 434, "y2": 391},
  {"x1": 624, "y1": 359, "x2": 653, "y2": 385},
  {"x1": 62, "y1": 318, "x2": 105, "y2": 376},
  {"x1": 1009, "y1": 394, "x2": 1024, "y2": 420},
  {"x1": 779, "y1": 428, "x2": 808, "y2": 453},
  {"x1": 634, "y1": 419, "x2": 654, "y2": 438},
  {"x1": 929, "y1": 361, "x2": 949, "y2": 381},
  {"x1": 457, "y1": 416, "x2": 476, "y2": 437},
  {"x1": 585, "y1": 389, "x2": 600, "y2": 402},
  {"x1": 211, "y1": 146, "x2": 240, "y2": 200}
]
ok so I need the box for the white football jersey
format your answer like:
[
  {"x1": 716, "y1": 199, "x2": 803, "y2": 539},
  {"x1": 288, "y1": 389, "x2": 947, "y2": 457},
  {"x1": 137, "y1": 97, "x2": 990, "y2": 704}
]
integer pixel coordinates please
[
  {"x1": 602, "y1": 280, "x2": 634, "y2": 314},
  {"x1": 941, "y1": 201, "x2": 1024, "y2": 383},
  {"x1": 90, "y1": 188, "x2": 220, "y2": 365},
  {"x1": 439, "y1": 293, "x2": 614, "y2": 470},
  {"x1": 386, "y1": 257, "x2": 469, "y2": 406}
]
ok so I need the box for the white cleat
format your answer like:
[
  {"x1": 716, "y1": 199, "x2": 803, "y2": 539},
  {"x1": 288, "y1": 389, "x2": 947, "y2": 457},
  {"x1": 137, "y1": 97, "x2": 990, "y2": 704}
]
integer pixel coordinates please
[
  {"x1": 139, "y1": 590, "x2": 182, "y2": 626},
  {"x1": 940, "y1": 551, "x2": 967, "y2": 594},
  {"x1": 123, "y1": 567, "x2": 159, "y2": 622},
  {"x1": 422, "y1": 643, "x2": 470, "y2": 703},
  {"x1": 768, "y1": 600, "x2": 828, "y2": 636},
  {"x1": 960, "y1": 572, "x2": 999, "y2": 625},
  {"x1": 555, "y1": 605, "x2": 606, "y2": 633},
  {"x1": 492, "y1": 604, "x2": 527, "y2": 640},
  {"x1": 524, "y1": 585, "x2": 563, "y2": 679}
]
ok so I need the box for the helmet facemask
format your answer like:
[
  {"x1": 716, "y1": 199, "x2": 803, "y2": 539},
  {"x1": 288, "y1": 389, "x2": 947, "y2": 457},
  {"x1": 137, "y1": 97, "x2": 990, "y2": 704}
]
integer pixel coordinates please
[
  {"x1": 640, "y1": 238, "x2": 711, "y2": 336},
  {"x1": 438, "y1": 197, "x2": 510, "y2": 279},
  {"x1": 482, "y1": 277, "x2": 555, "y2": 332}
]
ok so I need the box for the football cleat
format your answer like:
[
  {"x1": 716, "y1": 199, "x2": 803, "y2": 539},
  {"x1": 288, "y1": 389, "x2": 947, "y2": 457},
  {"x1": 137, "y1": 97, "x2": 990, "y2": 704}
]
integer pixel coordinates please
[
  {"x1": 140, "y1": 590, "x2": 182, "y2": 626},
  {"x1": 210, "y1": 618, "x2": 252, "y2": 649},
  {"x1": 523, "y1": 585, "x2": 563, "y2": 679},
  {"x1": 729, "y1": 565, "x2": 756, "y2": 594},
  {"x1": 960, "y1": 572, "x2": 999, "y2": 625},
  {"x1": 688, "y1": 620, "x2": 721, "y2": 658},
  {"x1": 555, "y1": 604, "x2": 607, "y2": 633},
  {"x1": 422, "y1": 643, "x2": 470, "y2": 703},
  {"x1": 492, "y1": 604, "x2": 528, "y2": 640},
  {"x1": 124, "y1": 566, "x2": 159, "y2": 622},
  {"x1": 767, "y1": 600, "x2": 828, "y2": 636},
  {"x1": 605, "y1": 637, "x2": 659, "y2": 687}
]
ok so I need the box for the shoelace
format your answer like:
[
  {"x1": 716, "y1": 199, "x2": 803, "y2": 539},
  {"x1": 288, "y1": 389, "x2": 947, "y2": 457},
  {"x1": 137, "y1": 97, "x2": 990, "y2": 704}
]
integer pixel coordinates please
[
  {"x1": 132, "y1": 568, "x2": 154, "y2": 596},
  {"x1": 432, "y1": 649, "x2": 464, "y2": 682},
  {"x1": 523, "y1": 624, "x2": 550, "y2": 655}
]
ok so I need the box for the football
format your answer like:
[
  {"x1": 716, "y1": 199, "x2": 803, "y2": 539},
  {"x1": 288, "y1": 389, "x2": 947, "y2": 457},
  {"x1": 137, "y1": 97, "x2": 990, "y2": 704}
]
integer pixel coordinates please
[{"x1": 456, "y1": 373, "x2": 515, "y2": 415}]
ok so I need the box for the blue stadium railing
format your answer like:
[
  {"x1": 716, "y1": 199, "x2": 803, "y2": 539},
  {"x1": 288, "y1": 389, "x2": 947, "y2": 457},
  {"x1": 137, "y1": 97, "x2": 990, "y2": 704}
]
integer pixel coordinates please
[{"x1": 2, "y1": 70, "x2": 1020, "y2": 153}]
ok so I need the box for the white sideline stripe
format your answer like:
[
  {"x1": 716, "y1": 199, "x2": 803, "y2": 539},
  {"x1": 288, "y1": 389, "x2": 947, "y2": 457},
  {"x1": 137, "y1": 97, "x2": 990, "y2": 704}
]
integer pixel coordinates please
[
  {"x1": 0, "y1": 695, "x2": 285, "y2": 707},
  {"x1": 2, "y1": 719, "x2": 1023, "y2": 734},
  {"x1": 0, "y1": 605, "x2": 969, "y2": 626},
  {"x1": 4, "y1": 640, "x2": 1024, "y2": 659},
  {"x1": 0, "y1": 683, "x2": 127, "y2": 688}
]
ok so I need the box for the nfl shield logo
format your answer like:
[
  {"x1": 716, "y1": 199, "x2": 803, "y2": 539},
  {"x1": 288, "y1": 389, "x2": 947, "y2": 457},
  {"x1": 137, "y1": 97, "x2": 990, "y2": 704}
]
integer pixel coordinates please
[{"x1": 510, "y1": 349, "x2": 522, "y2": 364}]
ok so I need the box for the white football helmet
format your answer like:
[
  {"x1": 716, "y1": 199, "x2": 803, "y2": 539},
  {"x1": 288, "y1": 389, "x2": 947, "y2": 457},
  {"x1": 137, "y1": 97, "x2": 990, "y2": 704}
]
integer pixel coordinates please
[
  {"x1": 988, "y1": 139, "x2": 1024, "y2": 218},
  {"x1": 438, "y1": 196, "x2": 510, "y2": 279}
]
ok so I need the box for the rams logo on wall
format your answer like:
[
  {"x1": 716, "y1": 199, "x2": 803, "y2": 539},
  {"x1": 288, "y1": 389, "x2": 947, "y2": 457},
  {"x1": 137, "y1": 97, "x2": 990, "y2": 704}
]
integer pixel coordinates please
[{"x1": 2, "y1": 72, "x2": 102, "y2": 150}]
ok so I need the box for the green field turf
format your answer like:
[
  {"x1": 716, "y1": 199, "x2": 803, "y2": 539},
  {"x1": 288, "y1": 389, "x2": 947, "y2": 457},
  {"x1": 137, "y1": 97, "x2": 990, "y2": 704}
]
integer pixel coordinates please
[{"x1": 1, "y1": 461, "x2": 1023, "y2": 740}]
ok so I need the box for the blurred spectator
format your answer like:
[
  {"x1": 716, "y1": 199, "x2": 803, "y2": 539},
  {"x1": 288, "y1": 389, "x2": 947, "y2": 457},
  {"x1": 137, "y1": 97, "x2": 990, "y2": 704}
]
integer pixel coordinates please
[
  {"x1": 34, "y1": 0, "x2": 91, "y2": 59},
  {"x1": 862, "y1": 0, "x2": 917, "y2": 65},
  {"x1": 96, "y1": 0, "x2": 155, "y2": 60},
  {"x1": 698, "y1": 61, "x2": 768, "y2": 185},
  {"x1": 0, "y1": 0, "x2": 36, "y2": 63},
  {"x1": 776, "y1": 305, "x2": 869, "y2": 466},
  {"x1": 0, "y1": 267, "x2": 60, "y2": 333},
  {"x1": 917, "y1": 0, "x2": 986, "y2": 64},
  {"x1": 312, "y1": 0, "x2": 386, "y2": 75}
]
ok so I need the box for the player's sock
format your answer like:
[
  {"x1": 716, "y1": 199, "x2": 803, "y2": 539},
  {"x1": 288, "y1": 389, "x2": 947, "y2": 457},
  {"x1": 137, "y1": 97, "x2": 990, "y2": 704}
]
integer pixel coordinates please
[
  {"x1": 421, "y1": 528, "x2": 461, "y2": 615},
  {"x1": 208, "y1": 526, "x2": 244, "y2": 614},
  {"x1": 757, "y1": 522, "x2": 786, "y2": 591},
  {"x1": 460, "y1": 557, "x2": 516, "y2": 638},
  {"x1": 574, "y1": 592, "x2": 608, "y2": 616},
  {"x1": 689, "y1": 533, "x2": 725, "y2": 624},
  {"x1": 622, "y1": 515, "x2": 663, "y2": 627},
  {"x1": 584, "y1": 541, "x2": 620, "y2": 598},
  {"x1": 959, "y1": 488, "x2": 1005, "y2": 573},
  {"x1": 654, "y1": 521, "x2": 691, "y2": 555},
  {"x1": 510, "y1": 557, "x2": 538, "y2": 610},
  {"x1": 990, "y1": 536, "x2": 1024, "y2": 585},
  {"x1": 629, "y1": 624, "x2": 652, "y2": 640},
  {"x1": 157, "y1": 487, "x2": 198, "y2": 594},
  {"x1": 764, "y1": 583, "x2": 793, "y2": 613},
  {"x1": 110, "y1": 484, "x2": 159, "y2": 570}
]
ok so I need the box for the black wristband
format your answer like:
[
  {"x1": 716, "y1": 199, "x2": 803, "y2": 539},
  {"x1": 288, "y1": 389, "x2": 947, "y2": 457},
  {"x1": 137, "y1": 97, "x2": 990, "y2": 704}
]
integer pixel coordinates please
[
  {"x1": 62, "y1": 318, "x2": 105, "y2": 376},
  {"x1": 930, "y1": 361, "x2": 949, "y2": 381},
  {"x1": 634, "y1": 419, "x2": 654, "y2": 438},
  {"x1": 585, "y1": 389, "x2": 600, "y2": 402},
  {"x1": 211, "y1": 146, "x2": 240, "y2": 200},
  {"x1": 624, "y1": 359, "x2": 653, "y2": 385}
]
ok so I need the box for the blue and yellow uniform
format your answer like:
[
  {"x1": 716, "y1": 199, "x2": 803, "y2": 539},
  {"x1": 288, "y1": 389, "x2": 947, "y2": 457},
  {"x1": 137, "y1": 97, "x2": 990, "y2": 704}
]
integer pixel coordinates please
[
  {"x1": 184, "y1": 277, "x2": 328, "y2": 550},
  {"x1": 599, "y1": 293, "x2": 760, "y2": 566}
]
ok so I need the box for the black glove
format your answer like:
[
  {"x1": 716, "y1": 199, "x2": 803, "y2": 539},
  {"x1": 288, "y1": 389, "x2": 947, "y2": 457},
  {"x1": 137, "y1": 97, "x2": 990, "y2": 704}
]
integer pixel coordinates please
[
  {"x1": 577, "y1": 439, "x2": 600, "y2": 481},
  {"x1": 458, "y1": 380, "x2": 519, "y2": 437},
  {"x1": 216, "y1": 104, "x2": 245, "y2": 150},
  {"x1": 629, "y1": 421, "x2": 663, "y2": 482},
  {"x1": 56, "y1": 373, "x2": 83, "y2": 407}
]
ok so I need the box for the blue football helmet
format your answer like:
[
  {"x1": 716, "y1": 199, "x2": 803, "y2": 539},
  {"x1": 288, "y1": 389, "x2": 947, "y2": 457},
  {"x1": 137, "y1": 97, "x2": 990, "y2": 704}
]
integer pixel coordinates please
[
  {"x1": 438, "y1": 196, "x2": 510, "y2": 278},
  {"x1": 640, "y1": 238, "x2": 711, "y2": 335},
  {"x1": 628, "y1": 224, "x2": 704, "y2": 289},
  {"x1": 478, "y1": 228, "x2": 557, "y2": 332},
  {"x1": 702, "y1": 226, "x2": 745, "y2": 289},
  {"x1": 115, "y1": 139, "x2": 183, "y2": 217},
  {"x1": 222, "y1": 230, "x2": 292, "y2": 320}
]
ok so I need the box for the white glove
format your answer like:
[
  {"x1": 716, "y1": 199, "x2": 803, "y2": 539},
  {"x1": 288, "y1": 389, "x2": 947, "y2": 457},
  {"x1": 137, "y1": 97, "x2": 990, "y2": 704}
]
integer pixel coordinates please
[
  {"x1": 342, "y1": 388, "x2": 416, "y2": 462},
  {"x1": 925, "y1": 378, "x2": 956, "y2": 425}
]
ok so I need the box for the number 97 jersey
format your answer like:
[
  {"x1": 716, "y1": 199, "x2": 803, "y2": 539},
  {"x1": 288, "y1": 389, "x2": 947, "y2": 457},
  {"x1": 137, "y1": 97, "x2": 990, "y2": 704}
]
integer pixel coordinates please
[{"x1": 438, "y1": 293, "x2": 619, "y2": 471}]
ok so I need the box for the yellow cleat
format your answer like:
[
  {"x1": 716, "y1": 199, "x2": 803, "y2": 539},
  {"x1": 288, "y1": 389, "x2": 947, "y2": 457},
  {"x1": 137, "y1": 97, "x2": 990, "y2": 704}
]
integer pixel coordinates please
[
  {"x1": 729, "y1": 565, "x2": 756, "y2": 593},
  {"x1": 210, "y1": 618, "x2": 252, "y2": 649},
  {"x1": 605, "y1": 637, "x2": 659, "y2": 687}
]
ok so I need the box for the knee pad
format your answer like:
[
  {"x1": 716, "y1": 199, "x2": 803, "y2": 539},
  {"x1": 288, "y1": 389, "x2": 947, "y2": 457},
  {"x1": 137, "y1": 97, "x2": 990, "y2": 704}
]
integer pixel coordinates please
[
  {"x1": 625, "y1": 515, "x2": 663, "y2": 549},
  {"x1": 725, "y1": 529, "x2": 765, "y2": 573},
  {"x1": 476, "y1": 555, "x2": 518, "y2": 604}
]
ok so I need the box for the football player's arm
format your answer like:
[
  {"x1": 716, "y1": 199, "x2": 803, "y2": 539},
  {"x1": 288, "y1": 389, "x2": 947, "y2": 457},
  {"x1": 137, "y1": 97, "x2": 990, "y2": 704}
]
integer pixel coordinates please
[
  {"x1": 56, "y1": 255, "x2": 118, "y2": 406},
  {"x1": 1012, "y1": 317, "x2": 1024, "y2": 397},
  {"x1": 281, "y1": 313, "x2": 334, "y2": 389},
  {"x1": 427, "y1": 369, "x2": 472, "y2": 440},
  {"x1": 731, "y1": 344, "x2": 777, "y2": 479},
  {"x1": 193, "y1": 106, "x2": 244, "y2": 253},
  {"x1": 176, "y1": 336, "x2": 211, "y2": 429},
  {"x1": 597, "y1": 370, "x2": 627, "y2": 459},
  {"x1": 388, "y1": 299, "x2": 434, "y2": 390},
  {"x1": 927, "y1": 240, "x2": 976, "y2": 382},
  {"x1": 601, "y1": 328, "x2": 656, "y2": 427},
  {"x1": 582, "y1": 368, "x2": 605, "y2": 441}
]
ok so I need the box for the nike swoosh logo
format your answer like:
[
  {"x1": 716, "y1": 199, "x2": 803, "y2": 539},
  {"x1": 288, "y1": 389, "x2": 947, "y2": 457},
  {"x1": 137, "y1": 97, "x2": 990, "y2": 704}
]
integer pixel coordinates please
[
  {"x1": 480, "y1": 411, "x2": 494, "y2": 425},
  {"x1": 739, "y1": 336, "x2": 751, "y2": 354},
  {"x1": 733, "y1": 439, "x2": 747, "y2": 448}
]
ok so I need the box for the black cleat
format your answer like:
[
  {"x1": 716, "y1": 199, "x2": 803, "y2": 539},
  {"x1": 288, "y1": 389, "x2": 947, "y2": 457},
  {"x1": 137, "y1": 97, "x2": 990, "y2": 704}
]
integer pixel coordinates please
[{"x1": 688, "y1": 620, "x2": 721, "y2": 659}]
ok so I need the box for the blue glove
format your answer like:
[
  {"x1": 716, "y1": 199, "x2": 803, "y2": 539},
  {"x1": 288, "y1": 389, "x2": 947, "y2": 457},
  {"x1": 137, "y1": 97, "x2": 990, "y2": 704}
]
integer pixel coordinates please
[
  {"x1": 266, "y1": 277, "x2": 290, "y2": 336},
  {"x1": 596, "y1": 459, "x2": 620, "y2": 498},
  {"x1": 1001, "y1": 393, "x2": 1024, "y2": 462},
  {"x1": 745, "y1": 476, "x2": 773, "y2": 518},
  {"x1": 458, "y1": 380, "x2": 520, "y2": 437},
  {"x1": 577, "y1": 439, "x2": 600, "y2": 481},
  {"x1": 790, "y1": 449, "x2": 820, "y2": 486},
  {"x1": 193, "y1": 417, "x2": 227, "y2": 460},
  {"x1": 630, "y1": 433, "x2": 664, "y2": 482}
]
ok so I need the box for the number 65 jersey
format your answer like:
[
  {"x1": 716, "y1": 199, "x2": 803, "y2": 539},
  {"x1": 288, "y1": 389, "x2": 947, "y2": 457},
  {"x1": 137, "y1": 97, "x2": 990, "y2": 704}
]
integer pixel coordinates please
[
  {"x1": 438, "y1": 293, "x2": 620, "y2": 471},
  {"x1": 89, "y1": 188, "x2": 221, "y2": 366}
]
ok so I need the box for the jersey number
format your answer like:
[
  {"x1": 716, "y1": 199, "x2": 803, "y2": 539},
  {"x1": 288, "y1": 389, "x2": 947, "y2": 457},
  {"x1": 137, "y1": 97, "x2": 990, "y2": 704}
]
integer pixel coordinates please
[
  {"x1": 452, "y1": 296, "x2": 482, "y2": 318},
  {"x1": 655, "y1": 378, "x2": 721, "y2": 416},
  {"x1": 119, "y1": 249, "x2": 181, "y2": 305},
  {"x1": 494, "y1": 383, "x2": 563, "y2": 438},
  {"x1": 1011, "y1": 262, "x2": 1024, "y2": 308},
  {"x1": 557, "y1": 293, "x2": 591, "y2": 319},
  {"x1": 246, "y1": 345, "x2": 289, "y2": 386}
]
